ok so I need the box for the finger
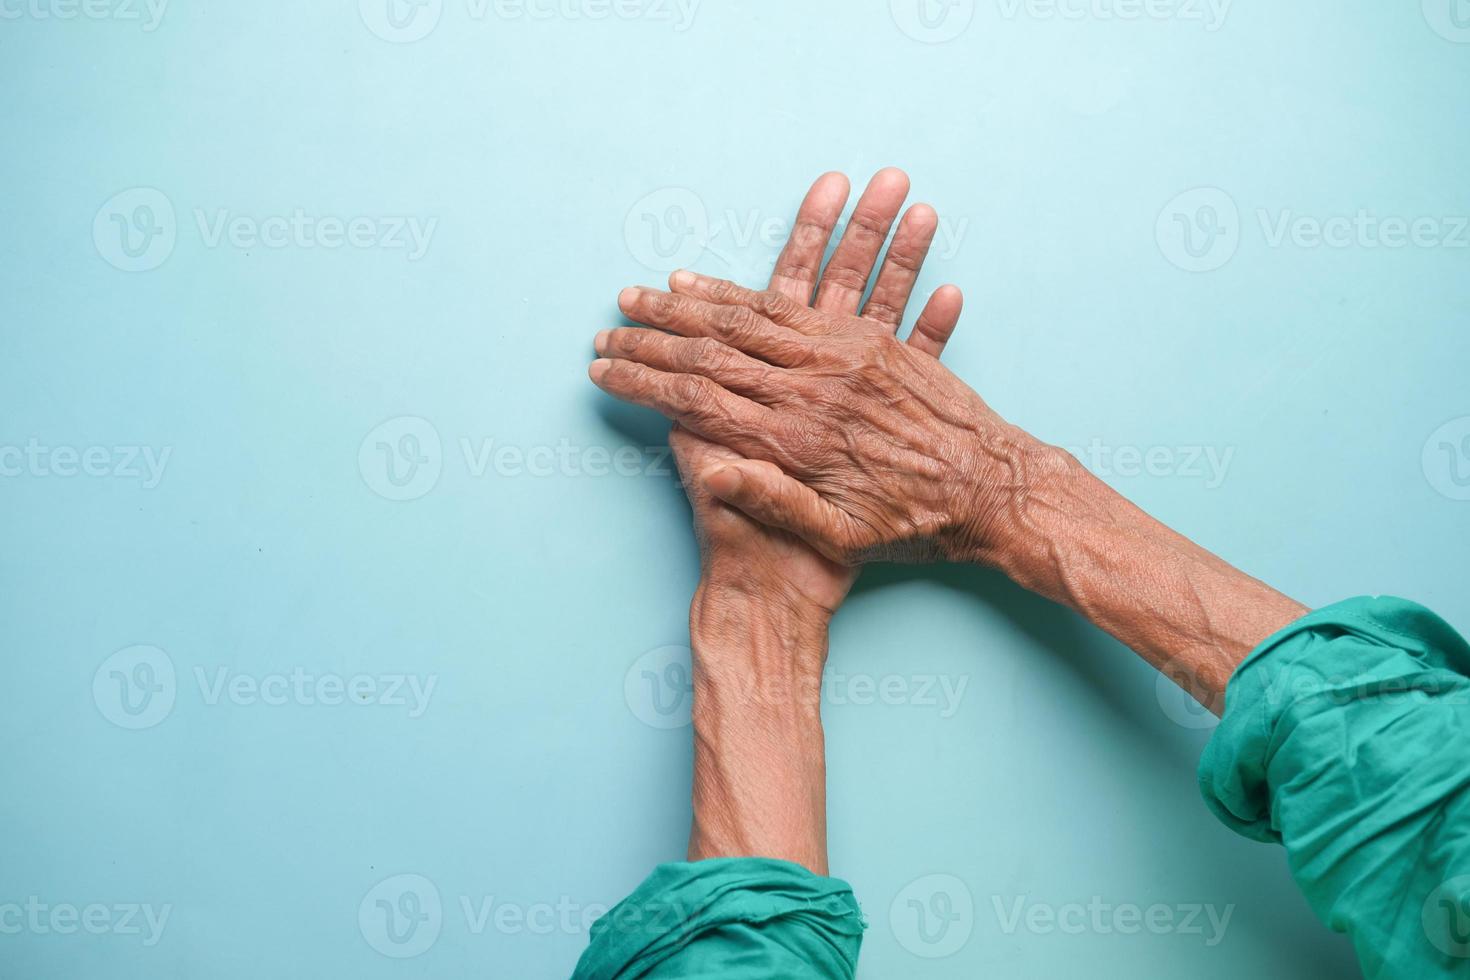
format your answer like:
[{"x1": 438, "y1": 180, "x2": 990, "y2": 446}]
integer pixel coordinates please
[
  {"x1": 589, "y1": 358, "x2": 775, "y2": 455},
  {"x1": 595, "y1": 328, "x2": 781, "y2": 401},
  {"x1": 768, "y1": 172, "x2": 851, "y2": 304},
  {"x1": 619, "y1": 285, "x2": 802, "y2": 363},
  {"x1": 669, "y1": 422, "x2": 742, "y2": 498},
  {"x1": 907, "y1": 285, "x2": 964, "y2": 359},
  {"x1": 813, "y1": 166, "x2": 910, "y2": 315},
  {"x1": 862, "y1": 203, "x2": 938, "y2": 332},
  {"x1": 702, "y1": 459, "x2": 860, "y2": 565},
  {"x1": 665, "y1": 272, "x2": 824, "y2": 335}
]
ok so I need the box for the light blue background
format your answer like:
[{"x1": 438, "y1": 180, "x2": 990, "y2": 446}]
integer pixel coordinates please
[{"x1": 3, "y1": 1, "x2": 1469, "y2": 976}]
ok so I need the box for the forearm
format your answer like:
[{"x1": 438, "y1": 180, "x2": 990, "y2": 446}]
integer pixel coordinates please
[
  {"x1": 687, "y1": 579, "x2": 831, "y2": 875},
  {"x1": 966, "y1": 439, "x2": 1307, "y2": 713}
]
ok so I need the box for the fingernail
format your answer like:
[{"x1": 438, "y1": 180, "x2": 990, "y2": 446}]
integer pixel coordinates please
[
  {"x1": 589, "y1": 358, "x2": 611, "y2": 382},
  {"x1": 618, "y1": 286, "x2": 642, "y2": 311},
  {"x1": 670, "y1": 269, "x2": 694, "y2": 289},
  {"x1": 594, "y1": 330, "x2": 610, "y2": 354}
]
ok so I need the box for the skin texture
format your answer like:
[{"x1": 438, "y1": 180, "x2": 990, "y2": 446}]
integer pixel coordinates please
[
  {"x1": 592, "y1": 264, "x2": 1306, "y2": 716},
  {"x1": 666, "y1": 170, "x2": 962, "y2": 874}
]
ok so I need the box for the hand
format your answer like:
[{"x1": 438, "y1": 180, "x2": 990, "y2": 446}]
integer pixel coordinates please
[
  {"x1": 668, "y1": 170, "x2": 966, "y2": 874},
  {"x1": 674, "y1": 424, "x2": 854, "y2": 616},
  {"x1": 591, "y1": 269, "x2": 1050, "y2": 567},
  {"x1": 662, "y1": 169, "x2": 968, "y2": 606}
]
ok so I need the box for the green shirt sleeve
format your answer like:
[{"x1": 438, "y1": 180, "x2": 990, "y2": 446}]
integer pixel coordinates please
[
  {"x1": 570, "y1": 857, "x2": 866, "y2": 979},
  {"x1": 1198, "y1": 595, "x2": 1470, "y2": 978}
]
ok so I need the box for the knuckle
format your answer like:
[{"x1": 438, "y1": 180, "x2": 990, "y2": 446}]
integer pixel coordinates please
[
  {"x1": 613, "y1": 329, "x2": 644, "y2": 355},
  {"x1": 754, "y1": 289, "x2": 791, "y2": 320},
  {"x1": 645, "y1": 291, "x2": 673, "y2": 318},
  {"x1": 848, "y1": 207, "x2": 891, "y2": 241},
  {"x1": 863, "y1": 300, "x2": 903, "y2": 326},
  {"x1": 883, "y1": 243, "x2": 925, "y2": 275},
  {"x1": 712, "y1": 304, "x2": 746, "y2": 337},
  {"x1": 789, "y1": 218, "x2": 830, "y2": 252},
  {"x1": 671, "y1": 374, "x2": 713, "y2": 413},
  {"x1": 686, "y1": 337, "x2": 726, "y2": 371},
  {"x1": 821, "y1": 264, "x2": 867, "y2": 294},
  {"x1": 708, "y1": 278, "x2": 739, "y2": 302}
]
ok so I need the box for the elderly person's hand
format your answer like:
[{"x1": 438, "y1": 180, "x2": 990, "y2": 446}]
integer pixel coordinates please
[
  {"x1": 592, "y1": 234, "x2": 1307, "y2": 719},
  {"x1": 649, "y1": 169, "x2": 966, "y2": 882},
  {"x1": 592, "y1": 268, "x2": 1042, "y2": 567},
  {"x1": 666, "y1": 168, "x2": 965, "y2": 612}
]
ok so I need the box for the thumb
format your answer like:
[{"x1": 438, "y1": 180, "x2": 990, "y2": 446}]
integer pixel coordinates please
[{"x1": 701, "y1": 459, "x2": 854, "y2": 563}]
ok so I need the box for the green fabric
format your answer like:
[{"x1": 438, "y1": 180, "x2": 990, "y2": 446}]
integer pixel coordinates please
[
  {"x1": 570, "y1": 858, "x2": 865, "y2": 979},
  {"x1": 1199, "y1": 595, "x2": 1470, "y2": 978}
]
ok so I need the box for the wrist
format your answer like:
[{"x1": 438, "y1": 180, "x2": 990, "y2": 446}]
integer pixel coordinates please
[
  {"x1": 943, "y1": 425, "x2": 1081, "y2": 571},
  {"x1": 694, "y1": 563, "x2": 837, "y2": 635},
  {"x1": 690, "y1": 579, "x2": 831, "y2": 693}
]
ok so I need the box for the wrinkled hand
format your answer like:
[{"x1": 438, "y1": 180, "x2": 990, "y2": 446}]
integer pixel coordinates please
[
  {"x1": 592, "y1": 266, "x2": 1053, "y2": 567},
  {"x1": 671, "y1": 424, "x2": 854, "y2": 615},
  {"x1": 649, "y1": 169, "x2": 975, "y2": 591}
]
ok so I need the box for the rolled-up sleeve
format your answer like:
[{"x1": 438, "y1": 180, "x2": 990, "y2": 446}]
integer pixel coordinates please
[
  {"x1": 571, "y1": 858, "x2": 866, "y2": 979},
  {"x1": 1199, "y1": 595, "x2": 1470, "y2": 978}
]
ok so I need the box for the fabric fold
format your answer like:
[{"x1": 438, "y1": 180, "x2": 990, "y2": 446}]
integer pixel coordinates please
[
  {"x1": 1199, "y1": 595, "x2": 1470, "y2": 978},
  {"x1": 571, "y1": 857, "x2": 865, "y2": 979}
]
